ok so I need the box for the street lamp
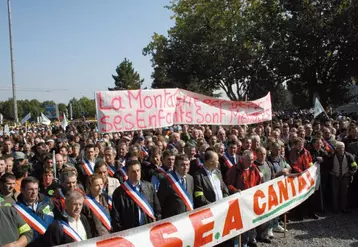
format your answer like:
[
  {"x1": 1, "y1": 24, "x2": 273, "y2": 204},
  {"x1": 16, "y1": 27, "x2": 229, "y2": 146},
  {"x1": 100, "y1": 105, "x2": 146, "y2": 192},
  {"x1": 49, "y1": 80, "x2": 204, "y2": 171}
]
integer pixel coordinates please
[{"x1": 7, "y1": 0, "x2": 18, "y2": 123}]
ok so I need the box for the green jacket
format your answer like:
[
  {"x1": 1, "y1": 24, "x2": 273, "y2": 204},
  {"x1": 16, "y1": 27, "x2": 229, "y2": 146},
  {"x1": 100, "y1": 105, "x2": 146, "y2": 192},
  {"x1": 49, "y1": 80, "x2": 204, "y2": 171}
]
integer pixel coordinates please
[{"x1": 0, "y1": 206, "x2": 33, "y2": 245}]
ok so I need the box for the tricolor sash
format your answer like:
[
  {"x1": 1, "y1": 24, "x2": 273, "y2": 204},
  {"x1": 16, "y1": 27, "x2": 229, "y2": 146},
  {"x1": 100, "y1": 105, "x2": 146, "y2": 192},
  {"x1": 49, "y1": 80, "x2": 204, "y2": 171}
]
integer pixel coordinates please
[
  {"x1": 13, "y1": 203, "x2": 49, "y2": 235},
  {"x1": 156, "y1": 167, "x2": 168, "y2": 176},
  {"x1": 121, "y1": 181, "x2": 156, "y2": 221},
  {"x1": 118, "y1": 167, "x2": 128, "y2": 181},
  {"x1": 196, "y1": 158, "x2": 203, "y2": 168},
  {"x1": 59, "y1": 189, "x2": 66, "y2": 206},
  {"x1": 223, "y1": 154, "x2": 235, "y2": 168},
  {"x1": 107, "y1": 165, "x2": 116, "y2": 177},
  {"x1": 119, "y1": 158, "x2": 126, "y2": 167},
  {"x1": 59, "y1": 220, "x2": 83, "y2": 242},
  {"x1": 141, "y1": 146, "x2": 149, "y2": 157},
  {"x1": 107, "y1": 195, "x2": 113, "y2": 211},
  {"x1": 167, "y1": 143, "x2": 177, "y2": 149},
  {"x1": 84, "y1": 195, "x2": 111, "y2": 231},
  {"x1": 82, "y1": 158, "x2": 94, "y2": 176},
  {"x1": 166, "y1": 172, "x2": 193, "y2": 211}
]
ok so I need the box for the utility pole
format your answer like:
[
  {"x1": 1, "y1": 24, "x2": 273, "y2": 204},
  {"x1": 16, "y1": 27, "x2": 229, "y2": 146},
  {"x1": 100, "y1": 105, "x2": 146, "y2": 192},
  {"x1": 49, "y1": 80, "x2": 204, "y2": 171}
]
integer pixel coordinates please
[{"x1": 7, "y1": 0, "x2": 18, "y2": 123}]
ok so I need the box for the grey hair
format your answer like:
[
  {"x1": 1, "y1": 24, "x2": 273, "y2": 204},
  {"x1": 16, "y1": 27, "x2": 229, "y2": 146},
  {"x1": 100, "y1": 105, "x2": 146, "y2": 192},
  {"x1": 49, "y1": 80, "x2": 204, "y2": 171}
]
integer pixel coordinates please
[
  {"x1": 104, "y1": 146, "x2": 117, "y2": 156},
  {"x1": 336, "y1": 141, "x2": 345, "y2": 148},
  {"x1": 65, "y1": 190, "x2": 84, "y2": 204},
  {"x1": 242, "y1": 150, "x2": 253, "y2": 158},
  {"x1": 60, "y1": 170, "x2": 77, "y2": 184},
  {"x1": 251, "y1": 135, "x2": 260, "y2": 142}
]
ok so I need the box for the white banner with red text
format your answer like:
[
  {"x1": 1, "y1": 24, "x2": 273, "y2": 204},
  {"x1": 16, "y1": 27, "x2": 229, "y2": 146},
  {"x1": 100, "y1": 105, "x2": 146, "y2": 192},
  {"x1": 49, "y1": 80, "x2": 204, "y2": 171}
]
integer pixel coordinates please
[
  {"x1": 60, "y1": 164, "x2": 319, "y2": 247},
  {"x1": 95, "y1": 89, "x2": 272, "y2": 133}
]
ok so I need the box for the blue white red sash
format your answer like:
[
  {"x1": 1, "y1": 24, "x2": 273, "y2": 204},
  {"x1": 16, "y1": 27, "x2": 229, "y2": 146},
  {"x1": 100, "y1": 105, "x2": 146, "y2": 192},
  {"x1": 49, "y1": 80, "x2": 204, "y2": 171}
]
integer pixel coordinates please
[
  {"x1": 167, "y1": 143, "x2": 177, "y2": 149},
  {"x1": 166, "y1": 172, "x2": 193, "y2": 211},
  {"x1": 118, "y1": 167, "x2": 128, "y2": 181},
  {"x1": 107, "y1": 165, "x2": 116, "y2": 177},
  {"x1": 81, "y1": 158, "x2": 94, "y2": 176},
  {"x1": 223, "y1": 154, "x2": 235, "y2": 168},
  {"x1": 196, "y1": 158, "x2": 203, "y2": 168},
  {"x1": 59, "y1": 220, "x2": 83, "y2": 242},
  {"x1": 119, "y1": 158, "x2": 126, "y2": 167},
  {"x1": 156, "y1": 167, "x2": 168, "y2": 176},
  {"x1": 84, "y1": 195, "x2": 111, "y2": 230},
  {"x1": 13, "y1": 203, "x2": 49, "y2": 234},
  {"x1": 59, "y1": 189, "x2": 66, "y2": 205},
  {"x1": 107, "y1": 195, "x2": 113, "y2": 211},
  {"x1": 141, "y1": 146, "x2": 149, "y2": 157},
  {"x1": 121, "y1": 181, "x2": 156, "y2": 221}
]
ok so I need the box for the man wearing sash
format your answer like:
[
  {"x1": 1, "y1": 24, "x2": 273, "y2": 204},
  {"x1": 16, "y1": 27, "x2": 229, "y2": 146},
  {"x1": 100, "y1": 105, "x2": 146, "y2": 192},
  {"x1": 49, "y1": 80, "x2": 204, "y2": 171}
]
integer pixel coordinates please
[
  {"x1": 76, "y1": 144, "x2": 97, "y2": 188},
  {"x1": 219, "y1": 140, "x2": 239, "y2": 177},
  {"x1": 103, "y1": 147, "x2": 118, "y2": 177},
  {"x1": 39, "y1": 191, "x2": 92, "y2": 245},
  {"x1": 189, "y1": 144, "x2": 209, "y2": 176},
  {"x1": 94, "y1": 160, "x2": 120, "y2": 197},
  {"x1": 158, "y1": 154, "x2": 194, "y2": 218},
  {"x1": 53, "y1": 169, "x2": 85, "y2": 214},
  {"x1": 151, "y1": 149, "x2": 175, "y2": 191},
  {"x1": 111, "y1": 160, "x2": 161, "y2": 232},
  {"x1": 14, "y1": 177, "x2": 55, "y2": 241}
]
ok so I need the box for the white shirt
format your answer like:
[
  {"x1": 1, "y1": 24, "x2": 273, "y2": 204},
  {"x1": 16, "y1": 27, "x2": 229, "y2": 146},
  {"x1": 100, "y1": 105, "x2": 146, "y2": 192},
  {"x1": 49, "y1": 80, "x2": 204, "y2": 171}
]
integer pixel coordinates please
[
  {"x1": 67, "y1": 214, "x2": 87, "y2": 240},
  {"x1": 203, "y1": 166, "x2": 223, "y2": 201},
  {"x1": 26, "y1": 201, "x2": 38, "y2": 212}
]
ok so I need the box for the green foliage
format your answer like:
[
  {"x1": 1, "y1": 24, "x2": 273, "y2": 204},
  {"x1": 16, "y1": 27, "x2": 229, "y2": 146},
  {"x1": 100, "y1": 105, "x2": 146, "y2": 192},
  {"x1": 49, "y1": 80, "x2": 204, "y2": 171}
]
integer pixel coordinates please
[
  {"x1": 69, "y1": 97, "x2": 96, "y2": 119},
  {"x1": 0, "y1": 97, "x2": 96, "y2": 121},
  {"x1": 144, "y1": 0, "x2": 358, "y2": 108},
  {"x1": 109, "y1": 58, "x2": 144, "y2": 91}
]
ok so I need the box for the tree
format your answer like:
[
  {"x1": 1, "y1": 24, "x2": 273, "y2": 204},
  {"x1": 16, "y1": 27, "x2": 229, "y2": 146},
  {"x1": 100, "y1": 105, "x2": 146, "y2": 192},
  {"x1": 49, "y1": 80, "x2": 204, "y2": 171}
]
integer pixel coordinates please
[
  {"x1": 144, "y1": 0, "x2": 358, "y2": 108},
  {"x1": 69, "y1": 97, "x2": 96, "y2": 119},
  {"x1": 58, "y1": 103, "x2": 67, "y2": 115},
  {"x1": 109, "y1": 58, "x2": 144, "y2": 91}
]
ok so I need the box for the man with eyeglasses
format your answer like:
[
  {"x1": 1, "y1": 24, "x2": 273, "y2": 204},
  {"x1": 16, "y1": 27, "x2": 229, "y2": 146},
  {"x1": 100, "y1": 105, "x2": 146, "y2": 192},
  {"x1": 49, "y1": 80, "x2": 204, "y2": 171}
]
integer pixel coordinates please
[{"x1": 14, "y1": 176, "x2": 55, "y2": 241}]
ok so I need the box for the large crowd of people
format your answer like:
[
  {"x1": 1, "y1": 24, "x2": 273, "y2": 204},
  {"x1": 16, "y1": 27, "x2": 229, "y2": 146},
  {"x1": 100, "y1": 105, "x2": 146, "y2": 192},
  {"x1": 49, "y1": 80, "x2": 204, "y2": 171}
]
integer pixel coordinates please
[{"x1": 0, "y1": 115, "x2": 357, "y2": 247}]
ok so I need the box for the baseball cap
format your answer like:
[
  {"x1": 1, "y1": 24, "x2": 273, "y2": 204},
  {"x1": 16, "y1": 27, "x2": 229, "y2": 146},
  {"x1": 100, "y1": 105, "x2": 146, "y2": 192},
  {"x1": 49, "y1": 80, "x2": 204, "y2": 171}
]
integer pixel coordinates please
[{"x1": 13, "y1": 152, "x2": 25, "y2": 160}]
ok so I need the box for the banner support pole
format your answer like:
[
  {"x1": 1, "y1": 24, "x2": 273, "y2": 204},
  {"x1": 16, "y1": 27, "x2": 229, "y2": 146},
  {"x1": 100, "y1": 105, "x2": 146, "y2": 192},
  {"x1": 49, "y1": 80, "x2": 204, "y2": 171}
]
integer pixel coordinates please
[{"x1": 284, "y1": 213, "x2": 287, "y2": 238}]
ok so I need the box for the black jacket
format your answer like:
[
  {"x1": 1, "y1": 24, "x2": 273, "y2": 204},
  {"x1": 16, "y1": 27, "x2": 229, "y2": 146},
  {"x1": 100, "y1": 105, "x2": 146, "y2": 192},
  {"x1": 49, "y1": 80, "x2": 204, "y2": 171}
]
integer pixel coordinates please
[
  {"x1": 111, "y1": 180, "x2": 161, "y2": 232},
  {"x1": 157, "y1": 172, "x2": 194, "y2": 219},
  {"x1": 34, "y1": 214, "x2": 92, "y2": 246},
  {"x1": 193, "y1": 167, "x2": 229, "y2": 208}
]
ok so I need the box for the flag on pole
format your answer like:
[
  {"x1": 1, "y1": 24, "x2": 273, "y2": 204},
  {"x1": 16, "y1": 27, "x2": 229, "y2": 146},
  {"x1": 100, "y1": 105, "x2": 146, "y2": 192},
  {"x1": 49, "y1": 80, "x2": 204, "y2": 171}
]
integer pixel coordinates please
[
  {"x1": 61, "y1": 113, "x2": 68, "y2": 130},
  {"x1": 21, "y1": 113, "x2": 31, "y2": 125},
  {"x1": 314, "y1": 98, "x2": 325, "y2": 118},
  {"x1": 40, "y1": 113, "x2": 51, "y2": 125},
  {"x1": 53, "y1": 150, "x2": 57, "y2": 179}
]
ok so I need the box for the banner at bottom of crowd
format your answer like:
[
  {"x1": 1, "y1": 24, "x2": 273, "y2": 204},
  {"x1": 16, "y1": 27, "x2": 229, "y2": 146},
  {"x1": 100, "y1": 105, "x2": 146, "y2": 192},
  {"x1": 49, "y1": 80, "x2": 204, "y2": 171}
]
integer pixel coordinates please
[{"x1": 60, "y1": 164, "x2": 319, "y2": 247}]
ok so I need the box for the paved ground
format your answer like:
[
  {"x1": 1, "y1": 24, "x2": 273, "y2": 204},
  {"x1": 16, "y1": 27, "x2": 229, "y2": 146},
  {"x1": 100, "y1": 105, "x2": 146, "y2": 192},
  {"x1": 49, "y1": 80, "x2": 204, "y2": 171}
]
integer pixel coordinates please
[{"x1": 259, "y1": 210, "x2": 358, "y2": 247}]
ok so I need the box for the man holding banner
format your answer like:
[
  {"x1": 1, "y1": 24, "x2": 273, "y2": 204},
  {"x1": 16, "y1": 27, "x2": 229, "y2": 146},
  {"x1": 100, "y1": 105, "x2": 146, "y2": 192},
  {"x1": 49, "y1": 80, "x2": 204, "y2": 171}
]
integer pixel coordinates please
[{"x1": 111, "y1": 160, "x2": 161, "y2": 232}]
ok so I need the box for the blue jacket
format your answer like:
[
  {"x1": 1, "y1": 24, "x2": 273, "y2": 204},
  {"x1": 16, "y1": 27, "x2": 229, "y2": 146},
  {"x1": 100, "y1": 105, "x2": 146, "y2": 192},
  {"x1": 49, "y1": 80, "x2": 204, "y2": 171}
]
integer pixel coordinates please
[{"x1": 16, "y1": 193, "x2": 55, "y2": 240}]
